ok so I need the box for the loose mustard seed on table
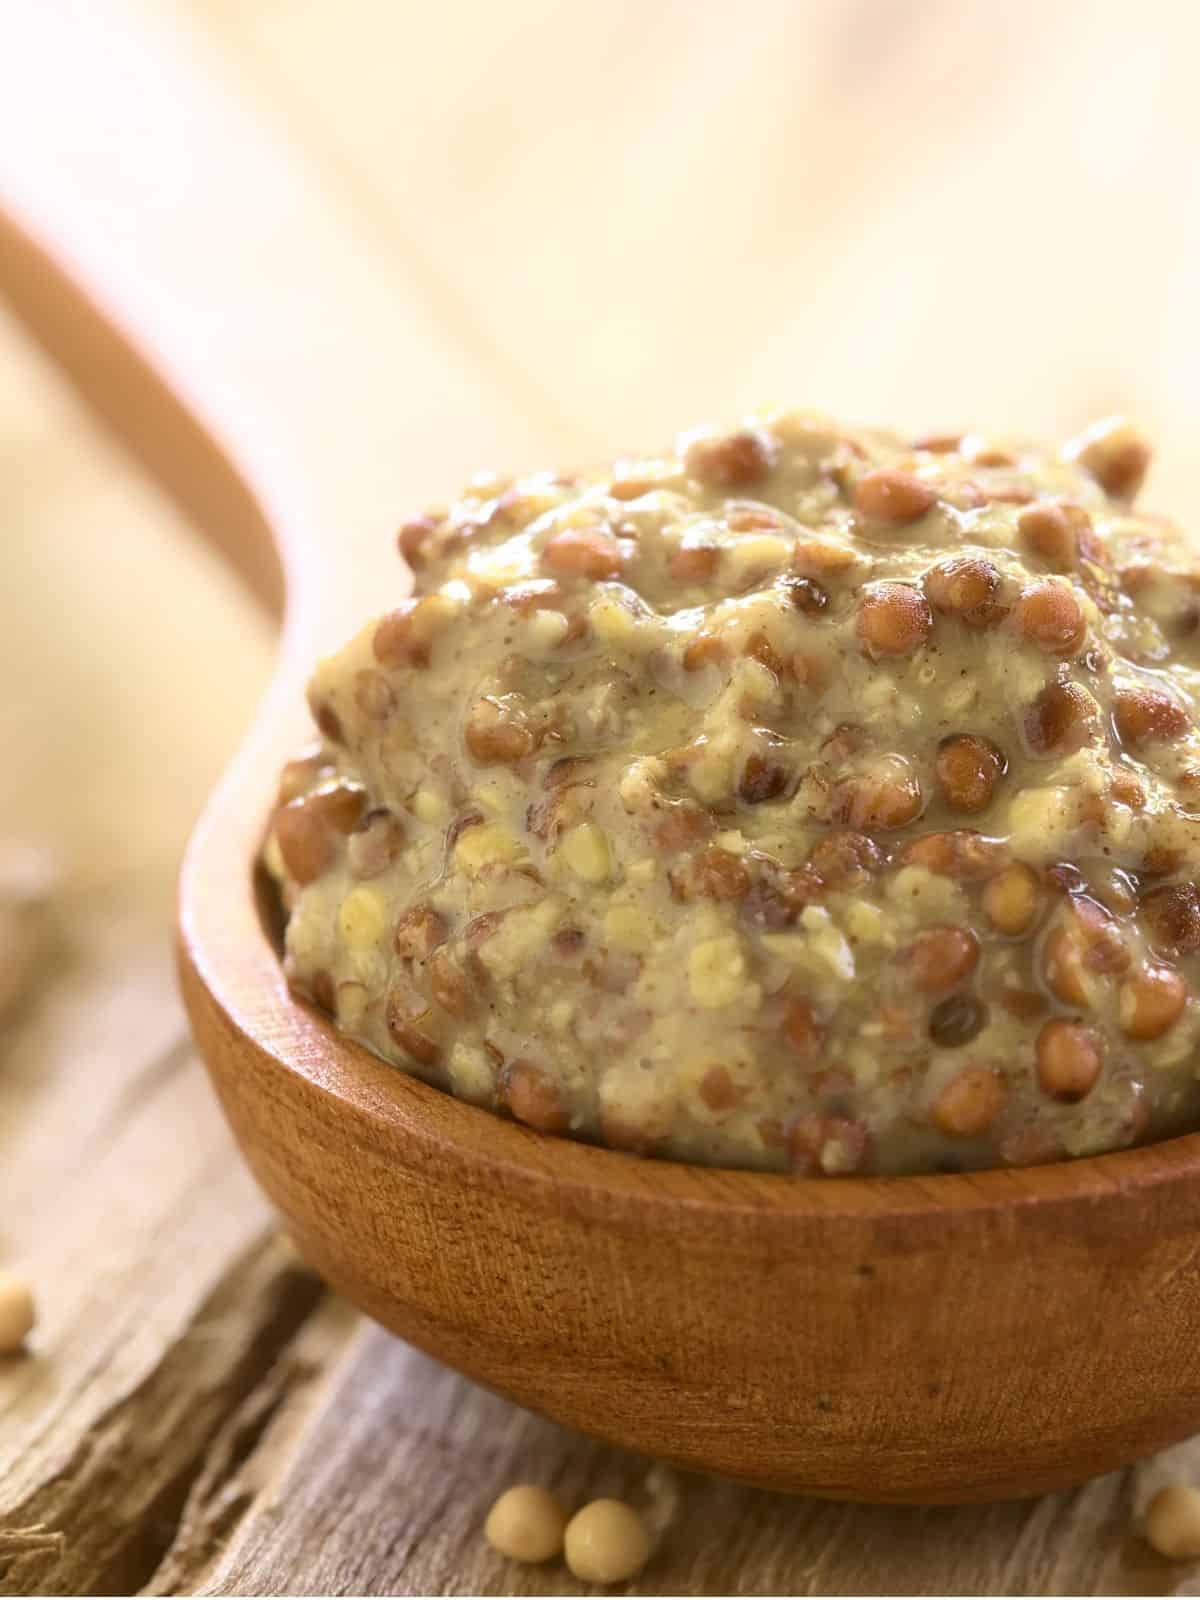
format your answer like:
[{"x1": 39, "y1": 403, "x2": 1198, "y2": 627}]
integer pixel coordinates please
[
  {"x1": 484, "y1": 1485, "x2": 568, "y2": 1565},
  {"x1": 0, "y1": 1271, "x2": 36, "y2": 1354},
  {"x1": 563, "y1": 1498, "x2": 653, "y2": 1585},
  {"x1": 1144, "y1": 1483, "x2": 1200, "y2": 1559},
  {"x1": 266, "y1": 407, "x2": 1200, "y2": 1176}
]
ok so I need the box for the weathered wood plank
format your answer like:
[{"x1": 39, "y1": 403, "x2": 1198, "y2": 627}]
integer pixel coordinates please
[
  {"x1": 0, "y1": 299, "x2": 317, "y2": 1596},
  {"x1": 144, "y1": 1297, "x2": 360, "y2": 1598},
  {"x1": 145, "y1": 1323, "x2": 1195, "y2": 1598}
]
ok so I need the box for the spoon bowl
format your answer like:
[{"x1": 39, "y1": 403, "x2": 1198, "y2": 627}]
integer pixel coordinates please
[{"x1": 7, "y1": 202, "x2": 1200, "y2": 1504}]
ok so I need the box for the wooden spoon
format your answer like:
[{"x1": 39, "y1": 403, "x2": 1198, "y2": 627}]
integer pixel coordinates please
[{"x1": 6, "y1": 203, "x2": 1200, "y2": 1507}]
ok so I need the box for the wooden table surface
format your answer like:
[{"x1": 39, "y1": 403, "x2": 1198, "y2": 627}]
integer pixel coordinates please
[{"x1": 4, "y1": 0, "x2": 1200, "y2": 1591}]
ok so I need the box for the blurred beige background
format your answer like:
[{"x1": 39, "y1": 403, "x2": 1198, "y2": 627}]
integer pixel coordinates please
[
  {"x1": 2, "y1": 0, "x2": 1200, "y2": 1591},
  {"x1": 193, "y1": 0, "x2": 1200, "y2": 468}
]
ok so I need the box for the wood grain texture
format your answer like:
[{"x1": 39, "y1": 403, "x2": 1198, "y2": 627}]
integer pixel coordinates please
[
  {"x1": 6, "y1": 0, "x2": 1200, "y2": 1587},
  {"x1": 150, "y1": 1329, "x2": 1190, "y2": 1598}
]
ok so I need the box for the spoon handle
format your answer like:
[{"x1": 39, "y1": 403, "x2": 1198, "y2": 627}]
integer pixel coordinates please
[
  {"x1": 0, "y1": 1, "x2": 475, "y2": 654},
  {"x1": 0, "y1": 200, "x2": 288, "y2": 621}
]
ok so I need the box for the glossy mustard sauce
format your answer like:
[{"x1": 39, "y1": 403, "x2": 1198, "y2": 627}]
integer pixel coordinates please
[{"x1": 266, "y1": 410, "x2": 1200, "y2": 1175}]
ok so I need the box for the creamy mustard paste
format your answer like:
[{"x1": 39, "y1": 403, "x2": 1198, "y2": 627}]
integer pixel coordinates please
[{"x1": 266, "y1": 410, "x2": 1200, "y2": 1175}]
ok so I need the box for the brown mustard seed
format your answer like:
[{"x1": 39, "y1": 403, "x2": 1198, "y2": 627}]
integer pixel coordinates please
[
  {"x1": 912, "y1": 432, "x2": 962, "y2": 454},
  {"x1": 307, "y1": 695, "x2": 343, "y2": 744},
  {"x1": 728, "y1": 505, "x2": 788, "y2": 532},
  {"x1": 305, "y1": 779, "x2": 368, "y2": 834},
  {"x1": 654, "y1": 803, "x2": 715, "y2": 851},
  {"x1": 274, "y1": 800, "x2": 334, "y2": 886},
  {"x1": 935, "y1": 735, "x2": 1007, "y2": 814},
  {"x1": 777, "y1": 573, "x2": 829, "y2": 613},
  {"x1": 998, "y1": 1122, "x2": 1065, "y2": 1168},
  {"x1": 1141, "y1": 844, "x2": 1186, "y2": 878},
  {"x1": 806, "y1": 830, "x2": 883, "y2": 889},
  {"x1": 675, "y1": 844, "x2": 752, "y2": 902},
  {"x1": 1114, "y1": 683, "x2": 1190, "y2": 746},
  {"x1": 1042, "y1": 897, "x2": 1129, "y2": 1005},
  {"x1": 541, "y1": 527, "x2": 623, "y2": 579},
  {"x1": 739, "y1": 752, "x2": 791, "y2": 804},
  {"x1": 853, "y1": 468, "x2": 937, "y2": 524},
  {"x1": 1110, "y1": 768, "x2": 1147, "y2": 809},
  {"x1": 276, "y1": 747, "x2": 331, "y2": 805},
  {"x1": 1042, "y1": 925, "x2": 1088, "y2": 1006},
  {"x1": 429, "y1": 947, "x2": 475, "y2": 1018},
  {"x1": 608, "y1": 475, "x2": 656, "y2": 501},
  {"x1": 373, "y1": 599, "x2": 434, "y2": 668},
  {"x1": 1070, "y1": 893, "x2": 1131, "y2": 975},
  {"x1": 742, "y1": 867, "x2": 822, "y2": 930},
  {"x1": 997, "y1": 988, "x2": 1048, "y2": 1023},
  {"x1": 668, "y1": 542, "x2": 720, "y2": 582},
  {"x1": 394, "y1": 902, "x2": 448, "y2": 961},
  {"x1": 1017, "y1": 499, "x2": 1096, "y2": 571},
  {"x1": 505, "y1": 1059, "x2": 571, "y2": 1133},
  {"x1": 698, "y1": 1064, "x2": 743, "y2": 1113},
  {"x1": 1065, "y1": 416, "x2": 1152, "y2": 501},
  {"x1": 744, "y1": 630, "x2": 785, "y2": 677},
  {"x1": 397, "y1": 515, "x2": 437, "y2": 568},
  {"x1": 1024, "y1": 679, "x2": 1098, "y2": 756},
  {"x1": 900, "y1": 926, "x2": 979, "y2": 995},
  {"x1": 1011, "y1": 581, "x2": 1087, "y2": 657},
  {"x1": 464, "y1": 695, "x2": 537, "y2": 765},
  {"x1": 900, "y1": 830, "x2": 1007, "y2": 879},
  {"x1": 779, "y1": 998, "x2": 825, "y2": 1061},
  {"x1": 928, "y1": 994, "x2": 988, "y2": 1049},
  {"x1": 1035, "y1": 1020, "x2": 1102, "y2": 1103},
  {"x1": 683, "y1": 427, "x2": 775, "y2": 487},
  {"x1": 964, "y1": 439, "x2": 1017, "y2": 467},
  {"x1": 923, "y1": 556, "x2": 1006, "y2": 626},
  {"x1": 385, "y1": 996, "x2": 441, "y2": 1067},
  {"x1": 499, "y1": 577, "x2": 564, "y2": 613},
  {"x1": 855, "y1": 583, "x2": 934, "y2": 657},
  {"x1": 834, "y1": 754, "x2": 923, "y2": 830},
  {"x1": 930, "y1": 1064, "x2": 1005, "y2": 1136},
  {"x1": 681, "y1": 632, "x2": 726, "y2": 671},
  {"x1": 793, "y1": 537, "x2": 858, "y2": 577},
  {"x1": 1140, "y1": 883, "x2": 1200, "y2": 960},
  {"x1": 1120, "y1": 964, "x2": 1188, "y2": 1041},
  {"x1": 982, "y1": 864, "x2": 1041, "y2": 936}
]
